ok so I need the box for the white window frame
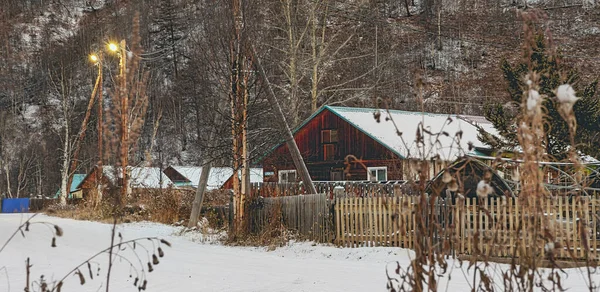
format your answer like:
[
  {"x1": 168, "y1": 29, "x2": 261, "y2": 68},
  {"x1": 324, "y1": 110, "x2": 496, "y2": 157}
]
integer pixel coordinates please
[
  {"x1": 367, "y1": 166, "x2": 388, "y2": 181},
  {"x1": 278, "y1": 170, "x2": 297, "y2": 183}
]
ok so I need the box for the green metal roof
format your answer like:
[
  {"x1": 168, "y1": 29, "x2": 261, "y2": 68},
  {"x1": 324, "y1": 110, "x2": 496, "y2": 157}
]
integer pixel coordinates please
[{"x1": 54, "y1": 174, "x2": 86, "y2": 198}]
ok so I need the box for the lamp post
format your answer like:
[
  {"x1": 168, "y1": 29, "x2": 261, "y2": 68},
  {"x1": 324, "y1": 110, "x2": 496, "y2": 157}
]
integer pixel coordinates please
[
  {"x1": 87, "y1": 40, "x2": 127, "y2": 205},
  {"x1": 89, "y1": 51, "x2": 104, "y2": 207},
  {"x1": 64, "y1": 51, "x2": 105, "y2": 203},
  {"x1": 108, "y1": 40, "x2": 129, "y2": 203}
]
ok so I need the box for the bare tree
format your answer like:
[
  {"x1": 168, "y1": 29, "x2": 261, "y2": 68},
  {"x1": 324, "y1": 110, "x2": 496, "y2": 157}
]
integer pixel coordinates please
[{"x1": 48, "y1": 63, "x2": 76, "y2": 205}]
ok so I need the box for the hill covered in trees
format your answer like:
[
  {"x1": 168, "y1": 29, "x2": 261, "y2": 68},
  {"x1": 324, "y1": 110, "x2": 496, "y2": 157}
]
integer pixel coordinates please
[{"x1": 0, "y1": 0, "x2": 598, "y2": 197}]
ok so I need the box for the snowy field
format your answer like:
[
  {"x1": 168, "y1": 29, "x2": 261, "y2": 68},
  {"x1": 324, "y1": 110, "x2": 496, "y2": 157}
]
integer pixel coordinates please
[{"x1": 1, "y1": 214, "x2": 599, "y2": 291}]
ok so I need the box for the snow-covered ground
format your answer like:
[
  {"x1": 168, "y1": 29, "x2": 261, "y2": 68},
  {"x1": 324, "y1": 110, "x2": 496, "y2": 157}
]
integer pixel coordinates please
[{"x1": 1, "y1": 214, "x2": 598, "y2": 291}]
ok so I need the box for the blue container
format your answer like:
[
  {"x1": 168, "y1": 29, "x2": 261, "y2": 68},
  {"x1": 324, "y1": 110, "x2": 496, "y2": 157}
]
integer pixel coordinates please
[{"x1": 1, "y1": 198, "x2": 30, "y2": 213}]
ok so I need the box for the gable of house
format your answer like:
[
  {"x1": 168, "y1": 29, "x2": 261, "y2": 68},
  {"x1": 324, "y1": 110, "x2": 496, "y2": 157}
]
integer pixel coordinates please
[{"x1": 261, "y1": 106, "x2": 405, "y2": 181}]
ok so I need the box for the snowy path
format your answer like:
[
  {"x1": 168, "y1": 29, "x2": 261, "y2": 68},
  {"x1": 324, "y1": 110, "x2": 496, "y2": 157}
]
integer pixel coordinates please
[{"x1": 0, "y1": 214, "x2": 598, "y2": 291}]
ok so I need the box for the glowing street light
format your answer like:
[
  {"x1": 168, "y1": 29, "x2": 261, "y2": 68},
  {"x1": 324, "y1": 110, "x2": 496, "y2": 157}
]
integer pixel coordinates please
[
  {"x1": 89, "y1": 54, "x2": 99, "y2": 64},
  {"x1": 108, "y1": 42, "x2": 119, "y2": 53}
]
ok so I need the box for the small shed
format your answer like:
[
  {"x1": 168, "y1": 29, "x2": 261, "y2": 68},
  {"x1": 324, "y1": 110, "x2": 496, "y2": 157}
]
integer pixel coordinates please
[
  {"x1": 54, "y1": 174, "x2": 86, "y2": 199},
  {"x1": 426, "y1": 157, "x2": 514, "y2": 199}
]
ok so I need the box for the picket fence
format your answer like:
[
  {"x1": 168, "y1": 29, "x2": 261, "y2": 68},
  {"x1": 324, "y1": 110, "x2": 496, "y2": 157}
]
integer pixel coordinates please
[{"x1": 335, "y1": 195, "x2": 600, "y2": 260}]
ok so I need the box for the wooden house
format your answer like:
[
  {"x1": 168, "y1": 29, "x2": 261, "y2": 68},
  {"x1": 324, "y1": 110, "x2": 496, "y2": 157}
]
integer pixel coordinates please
[{"x1": 259, "y1": 106, "x2": 497, "y2": 182}]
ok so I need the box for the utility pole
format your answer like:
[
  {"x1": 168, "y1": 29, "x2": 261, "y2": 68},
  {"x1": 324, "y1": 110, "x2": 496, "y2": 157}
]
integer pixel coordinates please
[
  {"x1": 97, "y1": 51, "x2": 104, "y2": 207},
  {"x1": 118, "y1": 39, "x2": 128, "y2": 205},
  {"x1": 65, "y1": 51, "x2": 103, "y2": 203},
  {"x1": 251, "y1": 44, "x2": 317, "y2": 195}
]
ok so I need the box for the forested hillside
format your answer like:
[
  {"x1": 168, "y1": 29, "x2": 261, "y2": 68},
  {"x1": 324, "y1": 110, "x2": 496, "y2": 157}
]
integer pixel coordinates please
[{"x1": 0, "y1": 0, "x2": 598, "y2": 197}]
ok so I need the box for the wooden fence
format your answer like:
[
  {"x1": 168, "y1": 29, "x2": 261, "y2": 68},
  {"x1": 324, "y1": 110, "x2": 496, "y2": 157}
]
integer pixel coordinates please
[
  {"x1": 244, "y1": 193, "x2": 333, "y2": 243},
  {"x1": 335, "y1": 196, "x2": 600, "y2": 260}
]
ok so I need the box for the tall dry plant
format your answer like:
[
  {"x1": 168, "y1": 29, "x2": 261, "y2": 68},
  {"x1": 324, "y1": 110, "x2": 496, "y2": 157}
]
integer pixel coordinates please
[{"x1": 386, "y1": 9, "x2": 598, "y2": 292}]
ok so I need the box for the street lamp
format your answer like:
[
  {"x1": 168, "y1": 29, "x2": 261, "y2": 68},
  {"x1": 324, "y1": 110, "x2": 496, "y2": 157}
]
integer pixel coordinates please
[
  {"x1": 108, "y1": 42, "x2": 119, "y2": 53},
  {"x1": 89, "y1": 54, "x2": 99, "y2": 64},
  {"x1": 85, "y1": 39, "x2": 129, "y2": 204}
]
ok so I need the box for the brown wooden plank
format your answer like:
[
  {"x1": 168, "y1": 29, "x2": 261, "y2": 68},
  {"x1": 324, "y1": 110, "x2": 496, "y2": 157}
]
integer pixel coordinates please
[
  {"x1": 592, "y1": 198, "x2": 597, "y2": 258},
  {"x1": 342, "y1": 197, "x2": 347, "y2": 248},
  {"x1": 515, "y1": 198, "x2": 520, "y2": 258},
  {"x1": 395, "y1": 196, "x2": 400, "y2": 247},
  {"x1": 346, "y1": 196, "x2": 352, "y2": 248},
  {"x1": 584, "y1": 197, "x2": 590, "y2": 259},
  {"x1": 404, "y1": 196, "x2": 409, "y2": 249},
  {"x1": 356, "y1": 196, "x2": 361, "y2": 248},
  {"x1": 466, "y1": 198, "x2": 471, "y2": 255},
  {"x1": 373, "y1": 196, "x2": 378, "y2": 247},
  {"x1": 383, "y1": 197, "x2": 388, "y2": 246},
  {"x1": 558, "y1": 197, "x2": 564, "y2": 258},
  {"x1": 355, "y1": 196, "x2": 360, "y2": 247},
  {"x1": 572, "y1": 196, "x2": 578, "y2": 258},
  {"x1": 455, "y1": 198, "x2": 460, "y2": 256},
  {"x1": 352, "y1": 196, "x2": 357, "y2": 247},
  {"x1": 410, "y1": 196, "x2": 414, "y2": 250},
  {"x1": 372, "y1": 196, "x2": 378, "y2": 247}
]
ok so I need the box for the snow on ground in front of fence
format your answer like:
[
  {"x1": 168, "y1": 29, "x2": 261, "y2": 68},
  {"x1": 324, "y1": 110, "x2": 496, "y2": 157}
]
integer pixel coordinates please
[{"x1": 1, "y1": 214, "x2": 599, "y2": 292}]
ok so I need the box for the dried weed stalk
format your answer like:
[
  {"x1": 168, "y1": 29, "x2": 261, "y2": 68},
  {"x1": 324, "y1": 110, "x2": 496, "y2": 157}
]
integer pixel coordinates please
[{"x1": 386, "y1": 10, "x2": 598, "y2": 292}]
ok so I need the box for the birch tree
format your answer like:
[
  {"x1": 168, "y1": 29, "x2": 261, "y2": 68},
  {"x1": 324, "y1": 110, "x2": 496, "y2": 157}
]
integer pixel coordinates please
[{"x1": 48, "y1": 64, "x2": 76, "y2": 206}]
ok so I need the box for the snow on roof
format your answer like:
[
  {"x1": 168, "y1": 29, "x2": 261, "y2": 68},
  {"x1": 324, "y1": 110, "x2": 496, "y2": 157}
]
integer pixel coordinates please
[
  {"x1": 249, "y1": 168, "x2": 264, "y2": 183},
  {"x1": 102, "y1": 166, "x2": 174, "y2": 189},
  {"x1": 170, "y1": 166, "x2": 264, "y2": 190},
  {"x1": 232, "y1": 168, "x2": 264, "y2": 183},
  {"x1": 327, "y1": 106, "x2": 497, "y2": 161},
  {"x1": 170, "y1": 166, "x2": 233, "y2": 190}
]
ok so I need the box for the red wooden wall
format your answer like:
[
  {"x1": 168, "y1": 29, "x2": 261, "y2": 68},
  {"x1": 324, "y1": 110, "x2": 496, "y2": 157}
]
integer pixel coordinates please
[{"x1": 262, "y1": 108, "x2": 404, "y2": 181}]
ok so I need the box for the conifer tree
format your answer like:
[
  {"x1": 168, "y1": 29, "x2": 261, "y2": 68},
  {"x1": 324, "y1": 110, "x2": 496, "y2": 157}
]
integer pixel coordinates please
[{"x1": 481, "y1": 35, "x2": 600, "y2": 160}]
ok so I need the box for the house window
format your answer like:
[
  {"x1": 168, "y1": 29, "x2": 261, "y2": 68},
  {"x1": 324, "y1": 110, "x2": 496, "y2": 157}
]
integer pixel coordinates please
[
  {"x1": 321, "y1": 129, "x2": 338, "y2": 160},
  {"x1": 279, "y1": 170, "x2": 297, "y2": 183},
  {"x1": 367, "y1": 167, "x2": 388, "y2": 181},
  {"x1": 321, "y1": 129, "x2": 338, "y2": 143}
]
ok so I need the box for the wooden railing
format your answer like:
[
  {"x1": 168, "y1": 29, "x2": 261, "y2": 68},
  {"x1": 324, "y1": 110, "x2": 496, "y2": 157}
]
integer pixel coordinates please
[
  {"x1": 334, "y1": 196, "x2": 600, "y2": 260},
  {"x1": 250, "y1": 181, "x2": 415, "y2": 199}
]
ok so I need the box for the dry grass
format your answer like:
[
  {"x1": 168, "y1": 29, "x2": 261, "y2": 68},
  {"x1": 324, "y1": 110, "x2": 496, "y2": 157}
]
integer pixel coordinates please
[{"x1": 47, "y1": 188, "x2": 231, "y2": 227}]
